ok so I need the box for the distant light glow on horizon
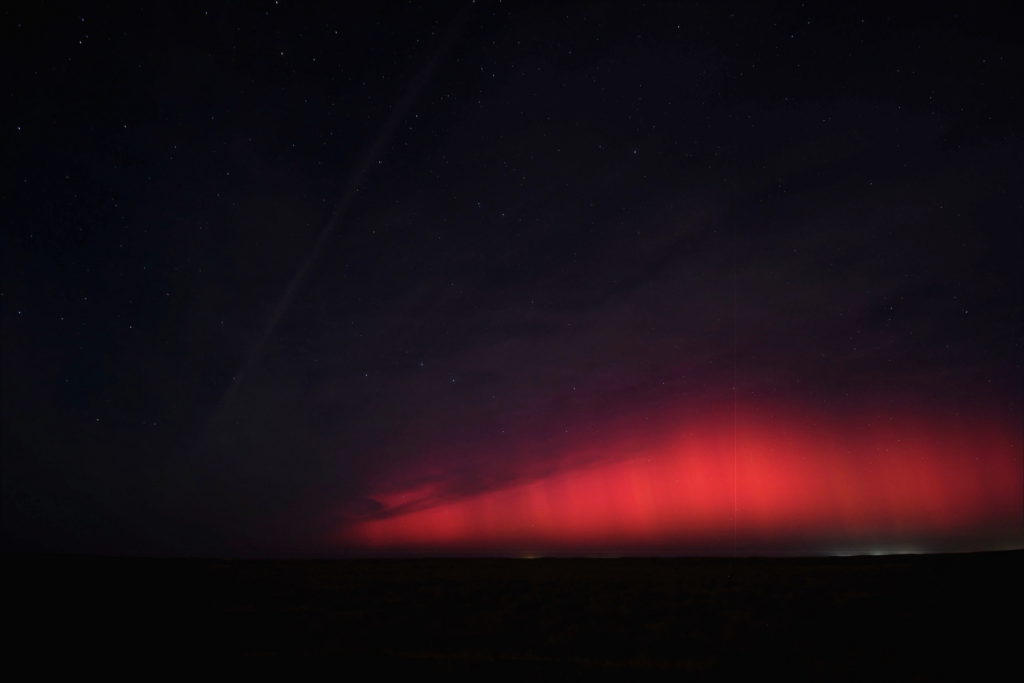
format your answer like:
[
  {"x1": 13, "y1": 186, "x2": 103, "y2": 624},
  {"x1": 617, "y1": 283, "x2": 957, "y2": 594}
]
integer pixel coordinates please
[{"x1": 338, "y1": 407, "x2": 1023, "y2": 553}]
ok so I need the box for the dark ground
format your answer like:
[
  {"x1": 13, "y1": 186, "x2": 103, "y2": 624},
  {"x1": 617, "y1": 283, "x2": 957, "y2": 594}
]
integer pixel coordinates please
[{"x1": 5, "y1": 551, "x2": 1021, "y2": 679}]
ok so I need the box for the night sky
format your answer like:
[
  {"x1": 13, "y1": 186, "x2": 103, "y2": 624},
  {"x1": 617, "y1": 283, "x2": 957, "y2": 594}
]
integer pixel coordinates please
[{"x1": 2, "y1": 2, "x2": 1021, "y2": 557}]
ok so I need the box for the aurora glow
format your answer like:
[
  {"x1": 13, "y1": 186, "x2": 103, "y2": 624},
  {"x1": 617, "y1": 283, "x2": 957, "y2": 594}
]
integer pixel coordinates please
[{"x1": 342, "y1": 407, "x2": 1022, "y2": 552}]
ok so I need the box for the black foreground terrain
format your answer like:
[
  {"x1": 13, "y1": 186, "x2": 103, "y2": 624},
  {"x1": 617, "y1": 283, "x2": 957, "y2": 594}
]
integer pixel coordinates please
[{"x1": 6, "y1": 551, "x2": 1021, "y2": 679}]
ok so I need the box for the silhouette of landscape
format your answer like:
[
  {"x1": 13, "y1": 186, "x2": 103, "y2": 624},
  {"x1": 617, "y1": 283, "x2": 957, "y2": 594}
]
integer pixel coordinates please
[{"x1": 7, "y1": 550, "x2": 1020, "y2": 678}]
